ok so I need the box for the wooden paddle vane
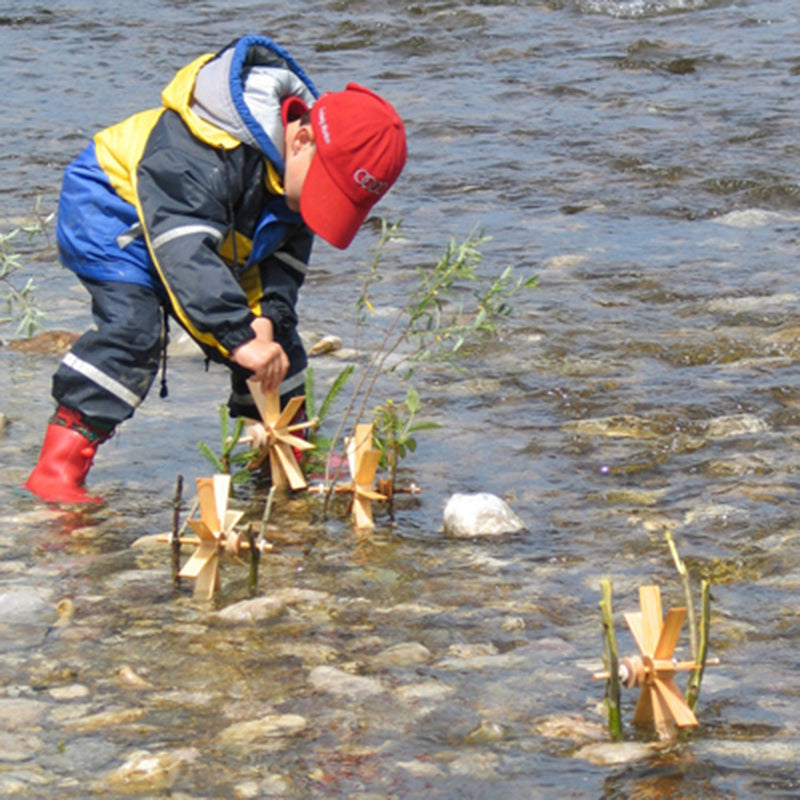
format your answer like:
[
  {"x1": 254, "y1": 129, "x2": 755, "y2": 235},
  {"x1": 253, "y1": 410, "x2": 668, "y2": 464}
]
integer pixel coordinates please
[
  {"x1": 594, "y1": 584, "x2": 713, "y2": 736},
  {"x1": 341, "y1": 423, "x2": 387, "y2": 530},
  {"x1": 242, "y1": 379, "x2": 315, "y2": 490}
]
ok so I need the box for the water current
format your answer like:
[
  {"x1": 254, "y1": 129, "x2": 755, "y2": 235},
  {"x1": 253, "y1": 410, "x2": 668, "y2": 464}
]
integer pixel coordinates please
[{"x1": 1, "y1": 0, "x2": 799, "y2": 797}]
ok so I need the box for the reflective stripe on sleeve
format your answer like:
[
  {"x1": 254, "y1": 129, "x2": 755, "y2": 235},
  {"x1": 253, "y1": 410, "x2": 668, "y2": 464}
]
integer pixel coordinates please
[
  {"x1": 273, "y1": 251, "x2": 309, "y2": 276},
  {"x1": 150, "y1": 224, "x2": 224, "y2": 252},
  {"x1": 62, "y1": 352, "x2": 143, "y2": 409}
]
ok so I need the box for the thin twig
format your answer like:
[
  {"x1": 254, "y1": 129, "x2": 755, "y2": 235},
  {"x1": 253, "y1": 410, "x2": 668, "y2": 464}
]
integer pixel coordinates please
[
  {"x1": 665, "y1": 529, "x2": 697, "y2": 661},
  {"x1": 686, "y1": 579, "x2": 711, "y2": 711}
]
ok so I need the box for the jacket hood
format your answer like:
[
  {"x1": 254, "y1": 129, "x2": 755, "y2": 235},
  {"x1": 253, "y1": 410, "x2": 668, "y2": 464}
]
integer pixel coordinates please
[{"x1": 162, "y1": 35, "x2": 318, "y2": 172}]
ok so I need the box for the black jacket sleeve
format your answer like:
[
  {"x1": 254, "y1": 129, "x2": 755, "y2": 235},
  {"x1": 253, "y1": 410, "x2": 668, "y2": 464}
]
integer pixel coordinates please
[{"x1": 135, "y1": 111, "x2": 256, "y2": 357}]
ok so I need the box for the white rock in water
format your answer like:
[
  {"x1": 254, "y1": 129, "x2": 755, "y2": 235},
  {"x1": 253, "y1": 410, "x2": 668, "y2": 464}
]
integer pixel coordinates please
[{"x1": 443, "y1": 493, "x2": 526, "y2": 538}]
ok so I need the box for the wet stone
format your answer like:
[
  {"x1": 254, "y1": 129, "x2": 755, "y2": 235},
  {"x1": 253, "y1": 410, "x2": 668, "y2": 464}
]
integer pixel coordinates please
[
  {"x1": 0, "y1": 731, "x2": 44, "y2": 763},
  {"x1": 211, "y1": 595, "x2": 286, "y2": 625},
  {"x1": 97, "y1": 747, "x2": 199, "y2": 794},
  {"x1": 705, "y1": 413, "x2": 769, "y2": 439},
  {"x1": 0, "y1": 697, "x2": 48, "y2": 731},
  {"x1": 308, "y1": 666, "x2": 385, "y2": 699},
  {"x1": 443, "y1": 493, "x2": 527, "y2": 538},
  {"x1": 464, "y1": 720, "x2": 512, "y2": 744},
  {"x1": 0, "y1": 588, "x2": 55, "y2": 625},
  {"x1": 574, "y1": 741, "x2": 655, "y2": 766},
  {"x1": 60, "y1": 707, "x2": 147, "y2": 734},
  {"x1": 0, "y1": 767, "x2": 53, "y2": 795},
  {"x1": 394, "y1": 680, "x2": 456, "y2": 705},
  {"x1": 217, "y1": 713, "x2": 307, "y2": 748},
  {"x1": 533, "y1": 713, "x2": 607, "y2": 744},
  {"x1": 48, "y1": 684, "x2": 90, "y2": 700},
  {"x1": 369, "y1": 641, "x2": 432, "y2": 669}
]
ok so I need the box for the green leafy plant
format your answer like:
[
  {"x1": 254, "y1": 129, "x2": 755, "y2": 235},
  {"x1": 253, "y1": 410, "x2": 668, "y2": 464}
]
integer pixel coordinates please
[
  {"x1": 373, "y1": 387, "x2": 440, "y2": 514},
  {"x1": 303, "y1": 363, "x2": 354, "y2": 477},
  {"x1": 1, "y1": 201, "x2": 53, "y2": 337},
  {"x1": 321, "y1": 220, "x2": 538, "y2": 490},
  {"x1": 197, "y1": 405, "x2": 251, "y2": 483}
]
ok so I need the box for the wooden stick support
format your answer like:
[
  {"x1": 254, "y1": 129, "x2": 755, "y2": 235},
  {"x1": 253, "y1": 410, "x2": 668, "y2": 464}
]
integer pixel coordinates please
[
  {"x1": 170, "y1": 474, "x2": 183, "y2": 588},
  {"x1": 686, "y1": 579, "x2": 711, "y2": 711},
  {"x1": 599, "y1": 578, "x2": 623, "y2": 741}
]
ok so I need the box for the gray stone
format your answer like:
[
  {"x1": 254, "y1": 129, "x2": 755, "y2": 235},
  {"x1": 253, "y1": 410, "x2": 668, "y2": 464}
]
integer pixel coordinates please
[
  {"x1": 218, "y1": 714, "x2": 307, "y2": 747},
  {"x1": 212, "y1": 596, "x2": 286, "y2": 625},
  {"x1": 574, "y1": 741, "x2": 655, "y2": 766},
  {"x1": 369, "y1": 642, "x2": 432, "y2": 669},
  {"x1": 98, "y1": 747, "x2": 199, "y2": 794},
  {"x1": 0, "y1": 589, "x2": 54, "y2": 625},
  {"x1": 443, "y1": 493, "x2": 526, "y2": 538},
  {"x1": 308, "y1": 666, "x2": 384, "y2": 700}
]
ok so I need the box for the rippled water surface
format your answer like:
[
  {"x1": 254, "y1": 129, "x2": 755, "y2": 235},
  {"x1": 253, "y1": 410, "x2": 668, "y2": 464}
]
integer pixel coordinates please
[{"x1": 2, "y1": 1, "x2": 800, "y2": 797}]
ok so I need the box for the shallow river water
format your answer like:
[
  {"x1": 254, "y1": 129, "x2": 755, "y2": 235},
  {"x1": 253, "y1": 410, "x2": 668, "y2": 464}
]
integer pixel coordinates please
[{"x1": 2, "y1": 1, "x2": 800, "y2": 797}]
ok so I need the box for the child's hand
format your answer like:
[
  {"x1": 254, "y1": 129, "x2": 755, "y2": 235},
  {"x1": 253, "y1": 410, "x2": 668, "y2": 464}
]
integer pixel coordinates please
[{"x1": 230, "y1": 318, "x2": 289, "y2": 392}]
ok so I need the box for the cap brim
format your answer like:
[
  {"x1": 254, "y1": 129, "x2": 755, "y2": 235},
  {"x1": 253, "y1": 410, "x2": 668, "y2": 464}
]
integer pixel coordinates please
[{"x1": 300, "y1": 152, "x2": 368, "y2": 250}]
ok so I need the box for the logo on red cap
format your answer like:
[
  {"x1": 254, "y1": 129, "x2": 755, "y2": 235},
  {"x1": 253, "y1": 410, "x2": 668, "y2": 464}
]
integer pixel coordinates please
[{"x1": 354, "y1": 168, "x2": 388, "y2": 196}]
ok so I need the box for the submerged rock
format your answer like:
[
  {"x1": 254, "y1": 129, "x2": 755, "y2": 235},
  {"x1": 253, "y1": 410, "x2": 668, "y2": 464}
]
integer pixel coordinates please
[
  {"x1": 574, "y1": 741, "x2": 655, "y2": 766},
  {"x1": 211, "y1": 596, "x2": 286, "y2": 625},
  {"x1": 369, "y1": 641, "x2": 432, "y2": 669},
  {"x1": 98, "y1": 747, "x2": 199, "y2": 794},
  {"x1": 5, "y1": 330, "x2": 79, "y2": 355},
  {"x1": 443, "y1": 493, "x2": 526, "y2": 538},
  {"x1": 308, "y1": 666, "x2": 384, "y2": 699},
  {"x1": 464, "y1": 719, "x2": 511, "y2": 744},
  {"x1": 217, "y1": 713, "x2": 307, "y2": 748}
]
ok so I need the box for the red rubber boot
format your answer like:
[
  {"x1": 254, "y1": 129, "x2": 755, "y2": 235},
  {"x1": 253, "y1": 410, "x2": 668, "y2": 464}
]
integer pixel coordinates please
[{"x1": 22, "y1": 406, "x2": 112, "y2": 504}]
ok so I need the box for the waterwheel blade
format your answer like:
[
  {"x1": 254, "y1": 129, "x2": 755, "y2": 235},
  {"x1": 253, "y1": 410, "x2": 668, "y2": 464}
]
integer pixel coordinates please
[
  {"x1": 654, "y1": 607, "x2": 686, "y2": 660},
  {"x1": 639, "y1": 585, "x2": 663, "y2": 655}
]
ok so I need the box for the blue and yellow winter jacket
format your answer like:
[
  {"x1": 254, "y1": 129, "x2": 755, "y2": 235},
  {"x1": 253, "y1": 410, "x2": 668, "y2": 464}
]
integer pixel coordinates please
[{"x1": 56, "y1": 35, "x2": 318, "y2": 365}]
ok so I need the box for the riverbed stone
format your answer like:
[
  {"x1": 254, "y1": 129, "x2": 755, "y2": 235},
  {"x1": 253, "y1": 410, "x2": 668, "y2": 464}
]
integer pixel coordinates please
[
  {"x1": 464, "y1": 719, "x2": 512, "y2": 744},
  {"x1": 48, "y1": 684, "x2": 90, "y2": 700},
  {"x1": 211, "y1": 596, "x2": 286, "y2": 625},
  {"x1": 533, "y1": 713, "x2": 607, "y2": 744},
  {"x1": 60, "y1": 706, "x2": 147, "y2": 734},
  {"x1": 394, "y1": 679, "x2": 456, "y2": 705},
  {"x1": 308, "y1": 666, "x2": 384, "y2": 699},
  {"x1": 218, "y1": 713, "x2": 307, "y2": 748},
  {"x1": 574, "y1": 741, "x2": 655, "y2": 766},
  {"x1": 0, "y1": 588, "x2": 55, "y2": 625},
  {"x1": 0, "y1": 732, "x2": 44, "y2": 763},
  {"x1": 443, "y1": 493, "x2": 526, "y2": 538},
  {"x1": 0, "y1": 698, "x2": 48, "y2": 731},
  {"x1": 97, "y1": 747, "x2": 199, "y2": 794},
  {"x1": 704, "y1": 413, "x2": 768, "y2": 439},
  {"x1": 369, "y1": 641, "x2": 432, "y2": 669}
]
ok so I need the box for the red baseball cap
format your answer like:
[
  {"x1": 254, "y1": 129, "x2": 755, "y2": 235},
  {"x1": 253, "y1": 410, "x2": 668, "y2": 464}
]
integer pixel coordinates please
[{"x1": 301, "y1": 83, "x2": 407, "y2": 250}]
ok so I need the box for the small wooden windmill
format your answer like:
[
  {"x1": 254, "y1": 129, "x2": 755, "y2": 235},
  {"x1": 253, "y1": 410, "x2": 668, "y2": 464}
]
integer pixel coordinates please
[
  {"x1": 243, "y1": 378, "x2": 315, "y2": 490},
  {"x1": 620, "y1": 585, "x2": 701, "y2": 731},
  {"x1": 179, "y1": 475, "x2": 244, "y2": 599},
  {"x1": 342, "y1": 423, "x2": 387, "y2": 529},
  {"x1": 594, "y1": 584, "x2": 703, "y2": 736}
]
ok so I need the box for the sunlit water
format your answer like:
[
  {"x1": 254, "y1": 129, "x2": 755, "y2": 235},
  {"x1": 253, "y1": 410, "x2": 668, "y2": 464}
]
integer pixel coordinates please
[{"x1": 2, "y1": 1, "x2": 800, "y2": 797}]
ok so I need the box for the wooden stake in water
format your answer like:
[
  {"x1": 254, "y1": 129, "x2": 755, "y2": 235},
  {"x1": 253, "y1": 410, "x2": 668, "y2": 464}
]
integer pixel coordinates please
[
  {"x1": 170, "y1": 474, "x2": 184, "y2": 588},
  {"x1": 686, "y1": 579, "x2": 711, "y2": 711},
  {"x1": 599, "y1": 578, "x2": 623, "y2": 741}
]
